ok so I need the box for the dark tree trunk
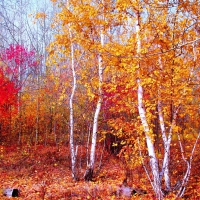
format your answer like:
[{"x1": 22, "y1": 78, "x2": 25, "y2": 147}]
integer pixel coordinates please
[{"x1": 84, "y1": 168, "x2": 93, "y2": 181}]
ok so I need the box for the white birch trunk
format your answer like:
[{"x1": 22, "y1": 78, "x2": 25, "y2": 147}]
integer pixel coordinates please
[
  {"x1": 69, "y1": 32, "x2": 76, "y2": 179},
  {"x1": 89, "y1": 29, "x2": 104, "y2": 171},
  {"x1": 69, "y1": 33, "x2": 77, "y2": 179},
  {"x1": 160, "y1": 105, "x2": 180, "y2": 191},
  {"x1": 67, "y1": 0, "x2": 77, "y2": 180},
  {"x1": 136, "y1": 13, "x2": 163, "y2": 199},
  {"x1": 157, "y1": 57, "x2": 171, "y2": 190},
  {"x1": 157, "y1": 99, "x2": 170, "y2": 190},
  {"x1": 85, "y1": 3, "x2": 105, "y2": 180}
]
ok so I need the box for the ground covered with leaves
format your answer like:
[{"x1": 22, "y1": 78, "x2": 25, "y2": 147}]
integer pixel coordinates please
[{"x1": 0, "y1": 144, "x2": 199, "y2": 199}]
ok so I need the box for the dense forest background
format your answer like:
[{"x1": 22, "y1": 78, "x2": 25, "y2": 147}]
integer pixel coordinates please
[{"x1": 1, "y1": 0, "x2": 200, "y2": 199}]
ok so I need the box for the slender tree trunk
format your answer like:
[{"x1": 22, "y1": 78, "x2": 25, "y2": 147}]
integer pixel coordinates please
[
  {"x1": 88, "y1": 52, "x2": 103, "y2": 170},
  {"x1": 18, "y1": 94, "x2": 22, "y2": 144},
  {"x1": 35, "y1": 67, "x2": 40, "y2": 146},
  {"x1": 157, "y1": 99, "x2": 170, "y2": 191},
  {"x1": 85, "y1": 14, "x2": 104, "y2": 181},
  {"x1": 69, "y1": 30, "x2": 77, "y2": 180},
  {"x1": 136, "y1": 12, "x2": 163, "y2": 199},
  {"x1": 157, "y1": 56, "x2": 171, "y2": 190},
  {"x1": 138, "y1": 79, "x2": 163, "y2": 199},
  {"x1": 18, "y1": 67, "x2": 22, "y2": 144},
  {"x1": 66, "y1": 0, "x2": 78, "y2": 180}
]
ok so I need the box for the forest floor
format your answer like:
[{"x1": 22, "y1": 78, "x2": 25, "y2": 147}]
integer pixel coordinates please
[{"x1": 0, "y1": 144, "x2": 199, "y2": 199}]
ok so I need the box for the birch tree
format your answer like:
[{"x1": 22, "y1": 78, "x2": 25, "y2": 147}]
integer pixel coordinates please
[
  {"x1": 62, "y1": 0, "x2": 78, "y2": 180},
  {"x1": 47, "y1": 0, "x2": 200, "y2": 196},
  {"x1": 135, "y1": 9, "x2": 163, "y2": 200},
  {"x1": 84, "y1": 20, "x2": 104, "y2": 181},
  {"x1": 105, "y1": 0, "x2": 200, "y2": 199}
]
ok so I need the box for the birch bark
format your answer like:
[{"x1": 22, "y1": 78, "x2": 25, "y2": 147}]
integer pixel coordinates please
[
  {"x1": 85, "y1": 1, "x2": 105, "y2": 181},
  {"x1": 157, "y1": 56, "x2": 171, "y2": 191},
  {"x1": 69, "y1": 29, "x2": 77, "y2": 180},
  {"x1": 89, "y1": 43, "x2": 104, "y2": 170},
  {"x1": 66, "y1": 0, "x2": 78, "y2": 180},
  {"x1": 136, "y1": 12, "x2": 163, "y2": 199}
]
